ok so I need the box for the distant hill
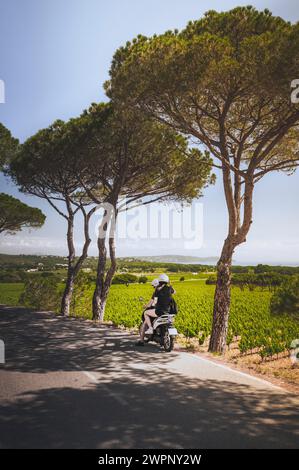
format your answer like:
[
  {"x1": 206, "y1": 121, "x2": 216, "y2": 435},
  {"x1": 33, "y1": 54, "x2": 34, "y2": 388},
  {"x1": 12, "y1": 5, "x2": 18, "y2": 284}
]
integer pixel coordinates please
[
  {"x1": 120, "y1": 255, "x2": 219, "y2": 264},
  {"x1": 1, "y1": 253, "x2": 298, "y2": 269}
]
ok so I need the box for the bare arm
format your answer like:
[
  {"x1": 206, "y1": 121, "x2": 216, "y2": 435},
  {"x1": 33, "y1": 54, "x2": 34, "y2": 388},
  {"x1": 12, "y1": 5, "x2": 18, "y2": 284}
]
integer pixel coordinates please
[{"x1": 144, "y1": 298, "x2": 155, "y2": 309}]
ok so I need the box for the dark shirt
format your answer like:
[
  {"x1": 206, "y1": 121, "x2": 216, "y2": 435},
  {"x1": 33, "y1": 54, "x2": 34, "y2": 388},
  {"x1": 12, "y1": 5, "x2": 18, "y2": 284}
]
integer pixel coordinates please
[
  {"x1": 151, "y1": 289, "x2": 157, "y2": 300},
  {"x1": 155, "y1": 285, "x2": 174, "y2": 313}
]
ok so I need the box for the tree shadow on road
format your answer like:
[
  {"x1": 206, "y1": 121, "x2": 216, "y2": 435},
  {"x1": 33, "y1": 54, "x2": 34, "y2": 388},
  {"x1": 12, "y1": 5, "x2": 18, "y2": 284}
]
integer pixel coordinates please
[
  {"x1": 0, "y1": 307, "x2": 298, "y2": 449},
  {"x1": 0, "y1": 307, "x2": 175, "y2": 374},
  {"x1": 0, "y1": 373, "x2": 298, "y2": 449}
]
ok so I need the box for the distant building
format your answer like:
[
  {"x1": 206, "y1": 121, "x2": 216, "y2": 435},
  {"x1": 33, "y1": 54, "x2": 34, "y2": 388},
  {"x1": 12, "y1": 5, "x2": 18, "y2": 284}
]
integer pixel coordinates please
[{"x1": 55, "y1": 264, "x2": 68, "y2": 269}]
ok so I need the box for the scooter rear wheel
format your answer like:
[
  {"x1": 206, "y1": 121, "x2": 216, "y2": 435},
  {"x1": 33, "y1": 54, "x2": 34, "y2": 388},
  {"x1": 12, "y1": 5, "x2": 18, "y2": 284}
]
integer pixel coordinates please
[{"x1": 163, "y1": 331, "x2": 174, "y2": 352}]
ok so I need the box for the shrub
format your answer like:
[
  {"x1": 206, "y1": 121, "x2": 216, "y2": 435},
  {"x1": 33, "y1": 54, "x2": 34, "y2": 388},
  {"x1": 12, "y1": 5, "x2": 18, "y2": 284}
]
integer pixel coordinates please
[
  {"x1": 206, "y1": 275, "x2": 217, "y2": 285},
  {"x1": 70, "y1": 272, "x2": 92, "y2": 316},
  {"x1": 270, "y1": 276, "x2": 299, "y2": 318},
  {"x1": 138, "y1": 276, "x2": 148, "y2": 284},
  {"x1": 112, "y1": 273, "x2": 138, "y2": 285},
  {"x1": 19, "y1": 275, "x2": 60, "y2": 311},
  {"x1": 0, "y1": 270, "x2": 23, "y2": 283}
]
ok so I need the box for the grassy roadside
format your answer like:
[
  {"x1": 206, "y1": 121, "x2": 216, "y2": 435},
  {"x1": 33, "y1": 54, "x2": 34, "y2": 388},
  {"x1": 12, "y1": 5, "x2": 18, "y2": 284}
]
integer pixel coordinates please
[
  {"x1": 176, "y1": 336, "x2": 299, "y2": 393},
  {"x1": 0, "y1": 283, "x2": 23, "y2": 306}
]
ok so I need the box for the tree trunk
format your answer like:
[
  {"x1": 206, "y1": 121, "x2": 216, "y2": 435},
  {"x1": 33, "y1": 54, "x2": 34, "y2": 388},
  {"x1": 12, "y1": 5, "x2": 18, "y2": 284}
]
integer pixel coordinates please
[
  {"x1": 60, "y1": 213, "x2": 75, "y2": 316},
  {"x1": 60, "y1": 204, "x2": 95, "y2": 317},
  {"x1": 209, "y1": 238, "x2": 234, "y2": 354},
  {"x1": 208, "y1": 177, "x2": 254, "y2": 353},
  {"x1": 61, "y1": 270, "x2": 75, "y2": 316},
  {"x1": 92, "y1": 206, "x2": 117, "y2": 322},
  {"x1": 98, "y1": 231, "x2": 117, "y2": 321},
  {"x1": 97, "y1": 299, "x2": 107, "y2": 322},
  {"x1": 92, "y1": 235, "x2": 107, "y2": 320}
]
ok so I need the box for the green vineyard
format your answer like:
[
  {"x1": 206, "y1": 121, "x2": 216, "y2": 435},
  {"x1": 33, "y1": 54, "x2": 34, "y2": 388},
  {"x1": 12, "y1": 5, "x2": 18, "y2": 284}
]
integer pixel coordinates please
[
  {"x1": 1, "y1": 279, "x2": 298, "y2": 361},
  {"x1": 73, "y1": 280, "x2": 299, "y2": 361}
]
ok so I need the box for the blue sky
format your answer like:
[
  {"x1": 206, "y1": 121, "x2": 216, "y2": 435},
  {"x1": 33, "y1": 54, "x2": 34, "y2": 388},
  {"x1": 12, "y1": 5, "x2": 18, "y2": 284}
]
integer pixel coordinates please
[{"x1": 0, "y1": 0, "x2": 298, "y2": 264}]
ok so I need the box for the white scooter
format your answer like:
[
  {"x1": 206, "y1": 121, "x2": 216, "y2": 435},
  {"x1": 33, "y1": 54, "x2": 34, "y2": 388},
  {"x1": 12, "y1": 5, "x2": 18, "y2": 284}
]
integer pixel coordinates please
[{"x1": 140, "y1": 313, "x2": 178, "y2": 352}]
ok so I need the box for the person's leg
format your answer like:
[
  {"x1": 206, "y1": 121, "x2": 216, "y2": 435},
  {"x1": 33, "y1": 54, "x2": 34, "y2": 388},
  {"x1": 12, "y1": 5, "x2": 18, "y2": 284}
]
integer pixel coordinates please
[
  {"x1": 144, "y1": 309, "x2": 157, "y2": 329},
  {"x1": 139, "y1": 310, "x2": 147, "y2": 341},
  {"x1": 136, "y1": 310, "x2": 157, "y2": 346}
]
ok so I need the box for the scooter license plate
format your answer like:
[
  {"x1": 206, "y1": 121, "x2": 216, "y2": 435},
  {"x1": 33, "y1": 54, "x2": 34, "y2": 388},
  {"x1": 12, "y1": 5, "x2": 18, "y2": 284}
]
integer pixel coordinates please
[{"x1": 168, "y1": 328, "x2": 178, "y2": 336}]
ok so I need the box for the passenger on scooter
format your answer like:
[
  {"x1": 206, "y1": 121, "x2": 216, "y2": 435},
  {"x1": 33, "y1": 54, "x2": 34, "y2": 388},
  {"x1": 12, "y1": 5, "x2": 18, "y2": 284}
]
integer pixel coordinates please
[
  {"x1": 136, "y1": 274, "x2": 176, "y2": 346},
  {"x1": 142, "y1": 278, "x2": 159, "y2": 316},
  {"x1": 136, "y1": 279, "x2": 159, "y2": 346}
]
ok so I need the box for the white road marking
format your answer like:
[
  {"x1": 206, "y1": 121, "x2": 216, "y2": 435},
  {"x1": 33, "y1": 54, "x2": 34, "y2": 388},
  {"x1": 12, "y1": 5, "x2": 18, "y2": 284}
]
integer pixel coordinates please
[
  {"x1": 70, "y1": 362, "x2": 128, "y2": 406},
  {"x1": 181, "y1": 352, "x2": 284, "y2": 391},
  {"x1": 102, "y1": 386, "x2": 128, "y2": 407},
  {"x1": 82, "y1": 370, "x2": 98, "y2": 383}
]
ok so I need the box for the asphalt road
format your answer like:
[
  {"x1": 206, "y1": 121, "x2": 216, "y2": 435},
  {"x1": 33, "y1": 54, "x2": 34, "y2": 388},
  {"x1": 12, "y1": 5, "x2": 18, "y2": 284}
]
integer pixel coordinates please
[{"x1": 0, "y1": 305, "x2": 298, "y2": 449}]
